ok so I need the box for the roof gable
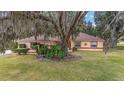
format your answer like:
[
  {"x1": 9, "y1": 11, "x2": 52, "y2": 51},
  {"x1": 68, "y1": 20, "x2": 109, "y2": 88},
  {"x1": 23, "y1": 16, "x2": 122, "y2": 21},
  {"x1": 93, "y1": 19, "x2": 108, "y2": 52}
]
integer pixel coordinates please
[{"x1": 76, "y1": 33, "x2": 104, "y2": 42}]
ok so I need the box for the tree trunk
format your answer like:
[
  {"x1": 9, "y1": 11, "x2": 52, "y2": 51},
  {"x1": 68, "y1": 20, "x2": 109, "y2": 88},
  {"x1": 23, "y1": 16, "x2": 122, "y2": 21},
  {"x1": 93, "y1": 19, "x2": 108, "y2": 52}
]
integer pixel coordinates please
[
  {"x1": 61, "y1": 38, "x2": 68, "y2": 48},
  {"x1": 34, "y1": 35, "x2": 37, "y2": 42},
  {"x1": 111, "y1": 37, "x2": 118, "y2": 48},
  {"x1": 60, "y1": 36, "x2": 70, "y2": 56},
  {"x1": 111, "y1": 27, "x2": 118, "y2": 48},
  {"x1": 103, "y1": 39, "x2": 110, "y2": 54}
]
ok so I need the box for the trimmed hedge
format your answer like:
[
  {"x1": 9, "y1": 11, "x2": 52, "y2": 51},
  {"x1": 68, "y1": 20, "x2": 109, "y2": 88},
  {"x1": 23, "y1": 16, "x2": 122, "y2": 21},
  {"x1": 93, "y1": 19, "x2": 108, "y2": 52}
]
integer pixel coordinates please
[{"x1": 15, "y1": 48, "x2": 29, "y2": 55}]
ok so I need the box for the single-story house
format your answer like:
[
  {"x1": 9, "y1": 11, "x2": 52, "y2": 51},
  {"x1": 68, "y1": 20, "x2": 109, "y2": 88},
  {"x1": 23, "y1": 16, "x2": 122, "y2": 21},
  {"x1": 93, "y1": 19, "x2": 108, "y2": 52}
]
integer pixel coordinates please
[
  {"x1": 18, "y1": 35, "x2": 60, "y2": 52},
  {"x1": 71, "y1": 33, "x2": 104, "y2": 51},
  {"x1": 18, "y1": 33, "x2": 104, "y2": 51}
]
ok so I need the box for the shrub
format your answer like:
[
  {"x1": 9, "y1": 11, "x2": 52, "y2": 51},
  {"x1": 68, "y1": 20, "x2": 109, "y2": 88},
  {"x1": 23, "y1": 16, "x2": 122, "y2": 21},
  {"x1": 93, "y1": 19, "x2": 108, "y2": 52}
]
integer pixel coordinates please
[
  {"x1": 50, "y1": 45, "x2": 67, "y2": 59},
  {"x1": 31, "y1": 43, "x2": 40, "y2": 55},
  {"x1": 31, "y1": 42, "x2": 40, "y2": 49},
  {"x1": 33, "y1": 44, "x2": 67, "y2": 59},
  {"x1": 58, "y1": 50, "x2": 65, "y2": 58},
  {"x1": 46, "y1": 49, "x2": 54, "y2": 59},
  {"x1": 15, "y1": 48, "x2": 29, "y2": 55}
]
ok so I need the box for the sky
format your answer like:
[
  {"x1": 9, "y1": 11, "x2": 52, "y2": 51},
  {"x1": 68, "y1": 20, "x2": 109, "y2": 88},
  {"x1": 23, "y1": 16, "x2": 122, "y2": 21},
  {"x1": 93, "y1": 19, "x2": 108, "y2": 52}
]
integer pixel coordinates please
[{"x1": 85, "y1": 11, "x2": 95, "y2": 25}]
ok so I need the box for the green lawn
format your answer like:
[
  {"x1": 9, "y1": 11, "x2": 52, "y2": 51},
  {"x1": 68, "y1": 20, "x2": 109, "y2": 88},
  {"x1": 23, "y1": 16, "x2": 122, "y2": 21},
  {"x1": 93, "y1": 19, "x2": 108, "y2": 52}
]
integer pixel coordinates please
[
  {"x1": 0, "y1": 50, "x2": 124, "y2": 80},
  {"x1": 118, "y1": 44, "x2": 124, "y2": 46},
  {"x1": 117, "y1": 43, "x2": 124, "y2": 49}
]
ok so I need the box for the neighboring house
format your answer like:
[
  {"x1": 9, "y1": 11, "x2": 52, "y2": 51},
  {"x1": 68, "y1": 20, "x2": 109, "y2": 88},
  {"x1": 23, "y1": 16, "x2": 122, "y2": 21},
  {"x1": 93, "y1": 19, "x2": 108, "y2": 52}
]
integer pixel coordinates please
[{"x1": 18, "y1": 33, "x2": 104, "y2": 52}]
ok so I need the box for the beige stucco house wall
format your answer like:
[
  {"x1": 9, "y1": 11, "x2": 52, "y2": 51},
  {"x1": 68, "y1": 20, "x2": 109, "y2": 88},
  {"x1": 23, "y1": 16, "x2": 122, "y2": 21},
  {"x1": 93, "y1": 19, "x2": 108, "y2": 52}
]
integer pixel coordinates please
[
  {"x1": 18, "y1": 33, "x2": 104, "y2": 52},
  {"x1": 80, "y1": 41, "x2": 103, "y2": 51},
  {"x1": 81, "y1": 41, "x2": 103, "y2": 48},
  {"x1": 97, "y1": 42, "x2": 104, "y2": 48},
  {"x1": 25, "y1": 43, "x2": 31, "y2": 48},
  {"x1": 70, "y1": 40, "x2": 75, "y2": 48},
  {"x1": 71, "y1": 41, "x2": 104, "y2": 51},
  {"x1": 81, "y1": 42, "x2": 90, "y2": 48},
  {"x1": 70, "y1": 33, "x2": 105, "y2": 51}
]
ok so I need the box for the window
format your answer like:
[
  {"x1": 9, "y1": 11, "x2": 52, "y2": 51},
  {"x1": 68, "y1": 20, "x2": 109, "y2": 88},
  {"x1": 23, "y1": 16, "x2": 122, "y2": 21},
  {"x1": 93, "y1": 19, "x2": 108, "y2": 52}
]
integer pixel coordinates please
[
  {"x1": 91, "y1": 41, "x2": 97, "y2": 48},
  {"x1": 19, "y1": 44, "x2": 27, "y2": 48},
  {"x1": 75, "y1": 41, "x2": 81, "y2": 48}
]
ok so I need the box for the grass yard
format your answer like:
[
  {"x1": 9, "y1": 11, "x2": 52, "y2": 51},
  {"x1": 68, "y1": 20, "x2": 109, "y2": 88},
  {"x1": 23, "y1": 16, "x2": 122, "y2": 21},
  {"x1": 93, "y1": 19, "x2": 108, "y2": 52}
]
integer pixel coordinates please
[
  {"x1": 0, "y1": 50, "x2": 124, "y2": 80},
  {"x1": 117, "y1": 43, "x2": 124, "y2": 50}
]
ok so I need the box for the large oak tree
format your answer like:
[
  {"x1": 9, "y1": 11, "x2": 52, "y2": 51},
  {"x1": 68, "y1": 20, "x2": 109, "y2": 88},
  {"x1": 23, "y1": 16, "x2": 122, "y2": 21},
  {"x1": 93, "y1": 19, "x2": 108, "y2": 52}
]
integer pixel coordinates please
[{"x1": 0, "y1": 11, "x2": 88, "y2": 53}]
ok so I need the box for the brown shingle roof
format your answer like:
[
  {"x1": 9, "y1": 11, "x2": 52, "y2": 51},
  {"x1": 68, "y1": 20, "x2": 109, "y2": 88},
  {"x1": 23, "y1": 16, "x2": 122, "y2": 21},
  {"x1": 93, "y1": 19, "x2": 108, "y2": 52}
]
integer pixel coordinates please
[
  {"x1": 76, "y1": 33, "x2": 104, "y2": 42},
  {"x1": 18, "y1": 35, "x2": 60, "y2": 43},
  {"x1": 18, "y1": 33, "x2": 104, "y2": 43}
]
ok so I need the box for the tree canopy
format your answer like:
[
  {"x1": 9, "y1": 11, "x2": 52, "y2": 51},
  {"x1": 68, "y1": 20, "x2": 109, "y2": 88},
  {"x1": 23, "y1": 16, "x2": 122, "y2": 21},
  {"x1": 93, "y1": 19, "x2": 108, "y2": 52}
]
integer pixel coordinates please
[
  {"x1": 0, "y1": 11, "x2": 124, "y2": 53},
  {"x1": 79, "y1": 11, "x2": 124, "y2": 53},
  {"x1": 0, "y1": 11, "x2": 87, "y2": 53}
]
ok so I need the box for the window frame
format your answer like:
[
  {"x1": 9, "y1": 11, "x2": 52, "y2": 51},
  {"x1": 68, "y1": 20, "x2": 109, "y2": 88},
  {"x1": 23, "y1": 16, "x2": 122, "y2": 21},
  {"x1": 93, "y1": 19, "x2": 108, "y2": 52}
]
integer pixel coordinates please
[
  {"x1": 90, "y1": 41, "x2": 97, "y2": 48},
  {"x1": 75, "y1": 41, "x2": 81, "y2": 48}
]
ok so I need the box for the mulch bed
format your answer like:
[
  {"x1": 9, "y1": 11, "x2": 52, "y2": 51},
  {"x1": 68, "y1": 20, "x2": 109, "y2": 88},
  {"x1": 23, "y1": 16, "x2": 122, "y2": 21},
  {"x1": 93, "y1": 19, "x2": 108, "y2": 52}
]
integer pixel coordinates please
[{"x1": 36, "y1": 54, "x2": 82, "y2": 62}]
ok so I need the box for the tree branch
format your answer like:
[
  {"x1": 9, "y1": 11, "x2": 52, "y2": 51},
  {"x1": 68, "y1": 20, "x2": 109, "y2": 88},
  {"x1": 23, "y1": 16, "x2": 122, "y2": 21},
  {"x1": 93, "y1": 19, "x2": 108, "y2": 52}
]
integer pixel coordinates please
[
  {"x1": 104, "y1": 11, "x2": 121, "y2": 32},
  {"x1": 66, "y1": 11, "x2": 88, "y2": 41},
  {"x1": 58, "y1": 11, "x2": 66, "y2": 39}
]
